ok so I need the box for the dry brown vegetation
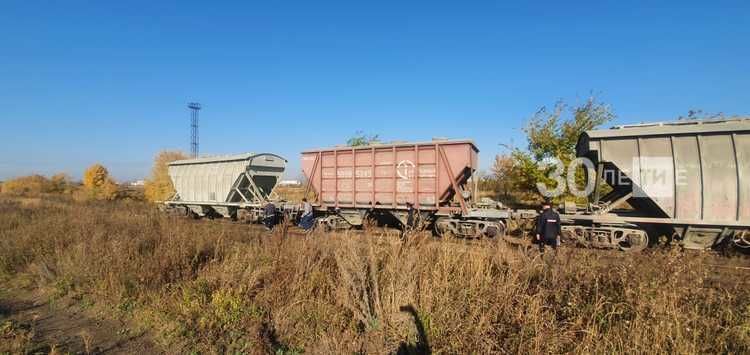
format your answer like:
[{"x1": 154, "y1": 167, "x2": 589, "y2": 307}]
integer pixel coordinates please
[
  {"x1": 0, "y1": 174, "x2": 76, "y2": 196},
  {"x1": 274, "y1": 185, "x2": 310, "y2": 202},
  {"x1": 1, "y1": 197, "x2": 750, "y2": 354},
  {"x1": 0, "y1": 166, "x2": 144, "y2": 204}
]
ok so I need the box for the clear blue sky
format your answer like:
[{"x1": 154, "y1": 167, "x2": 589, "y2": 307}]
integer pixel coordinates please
[{"x1": 1, "y1": 0, "x2": 748, "y2": 181}]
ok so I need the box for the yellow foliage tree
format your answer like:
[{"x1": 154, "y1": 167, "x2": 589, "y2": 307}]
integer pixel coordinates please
[
  {"x1": 144, "y1": 151, "x2": 188, "y2": 202},
  {"x1": 82, "y1": 164, "x2": 118, "y2": 200}
]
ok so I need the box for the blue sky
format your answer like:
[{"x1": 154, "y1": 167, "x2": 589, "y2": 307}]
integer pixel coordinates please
[{"x1": 1, "y1": 0, "x2": 748, "y2": 181}]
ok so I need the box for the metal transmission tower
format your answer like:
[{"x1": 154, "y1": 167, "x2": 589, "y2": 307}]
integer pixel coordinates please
[{"x1": 188, "y1": 102, "x2": 202, "y2": 158}]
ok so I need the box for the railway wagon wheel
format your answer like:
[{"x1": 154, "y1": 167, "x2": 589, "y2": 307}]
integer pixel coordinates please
[
  {"x1": 316, "y1": 217, "x2": 333, "y2": 232},
  {"x1": 482, "y1": 221, "x2": 506, "y2": 241},
  {"x1": 505, "y1": 218, "x2": 519, "y2": 234},
  {"x1": 570, "y1": 227, "x2": 588, "y2": 246},
  {"x1": 618, "y1": 230, "x2": 649, "y2": 252},
  {"x1": 187, "y1": 209, "x2": 201, "y2": 220},
  {"x1": 731, "y1": 231, "x2": 750, "y2": 249},
  {"x1": 433, "y1": 218, "x2": 457, "y2": 240}
]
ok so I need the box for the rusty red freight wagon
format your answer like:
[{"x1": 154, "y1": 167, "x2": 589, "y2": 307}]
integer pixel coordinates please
[
  {"x1": 300, "y1": 139, "x2": 512, "y2": 235},
  {"x1": 301, "y1": 139, "x2": 478, "y2": 210}
]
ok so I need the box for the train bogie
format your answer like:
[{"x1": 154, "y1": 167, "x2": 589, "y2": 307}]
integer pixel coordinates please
[
  {"x1": 561, "y1": 225, "x2": 648, "y2": 252},
  {"x1": 434, "y1": 217, "x2": 505, "y2": 239}
]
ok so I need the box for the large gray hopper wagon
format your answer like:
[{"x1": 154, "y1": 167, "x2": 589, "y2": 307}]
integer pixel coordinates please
[
  {"x1": 569, "y1": 118, "x2": 750, "y2": 250},
  {"x1": 166, "y1": 153, "x2": 287, "y2": 219}
]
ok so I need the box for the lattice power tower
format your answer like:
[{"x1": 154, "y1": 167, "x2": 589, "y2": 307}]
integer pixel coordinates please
[{"x1": 188, "y1": 102, "x2": 202, "y2": 158}]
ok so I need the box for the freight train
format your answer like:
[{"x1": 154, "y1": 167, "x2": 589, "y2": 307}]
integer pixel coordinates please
[{"x1": 162, "y1": 118, "x2": 750, "y2": 251}]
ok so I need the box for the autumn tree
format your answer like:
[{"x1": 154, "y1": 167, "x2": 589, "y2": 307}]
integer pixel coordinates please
[
  {"x1": 144, "y1": 150, "x2": 188, "y2": 202},
  {"x1": 512, "y1": 96, "x2": 614, "y2": 202},
  {"x1": 82, "y1": 163, "x2": 118, "y2": 200},
  {"x1": 491, "y1": 154, "x2": 517, "y2": 200}
]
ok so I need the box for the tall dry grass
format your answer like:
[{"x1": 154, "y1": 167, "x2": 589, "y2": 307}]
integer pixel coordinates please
[{"x1": 1, "y1": 197, "x2": 749, "y2": 354}]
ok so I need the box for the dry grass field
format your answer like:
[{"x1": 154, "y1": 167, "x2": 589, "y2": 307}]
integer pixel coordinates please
[{"x1": 1, "y1": 196, "x2": 750, "y2": 354}]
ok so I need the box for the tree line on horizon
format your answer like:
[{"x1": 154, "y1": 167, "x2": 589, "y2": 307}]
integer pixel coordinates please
[{"x1": 0, "y1": 152, "x2": 188, "y2": 203}]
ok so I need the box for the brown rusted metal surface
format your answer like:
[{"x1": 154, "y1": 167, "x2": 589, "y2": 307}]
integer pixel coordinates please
[
  {"x1": 302, "y1": 152, "x2": 320, "y2": 204},
  {"x1": 301, "y1": 140, "x2": 478, "y2": 210},
  {"x1": 438, "y1": 145, "x2": 468, "y2": 215}
]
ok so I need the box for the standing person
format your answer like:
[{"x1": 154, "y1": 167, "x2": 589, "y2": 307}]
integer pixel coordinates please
[
  {"x1": 536, "y1": 200, "x2": 561, "y2": 253},
  {"x1": 299, "y1": 198, "x2": 314, "y2": 230},
  {"x1": 402, "y1": 202, "x2": 417, "y2": 239},
  {"x1": 406, "y1": 202, "x2": 417, "y2": 229},
  {"x1": 263, "y1": 201, "x2": 276, "y2": 230}
]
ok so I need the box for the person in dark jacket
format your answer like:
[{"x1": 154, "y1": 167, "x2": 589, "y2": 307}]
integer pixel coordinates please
[
  {"x1": 401, "y1": 202, "x2": 417, "y2": 240},
  {"x1": 263, "y1": 201, "x2": 277, "y2": 230},
  {"x1": 406, "y1": 202, "x2": 416, "y2": 229},
  {"x1": 536, "y1": 200, "x2": 561, "y2": 253}
]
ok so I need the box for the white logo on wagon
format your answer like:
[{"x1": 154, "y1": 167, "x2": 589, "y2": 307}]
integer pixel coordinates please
[{"x1": 397, "y1": 160, "x2": 415, "y2": 180}]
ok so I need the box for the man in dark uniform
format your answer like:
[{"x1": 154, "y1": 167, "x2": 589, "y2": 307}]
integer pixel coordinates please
[
  {"x1": 406, "y1": 202, "x2": 416, "y2": 229},
  {"x1": 536, "y1": 200, "x2": 561, "y2": 253},
  {"x1": 400, "y1": 202, "x2": 417, "y2": 240},
  {"x1": 263, "y1": 201, "x2": 277, "y2": 230}
]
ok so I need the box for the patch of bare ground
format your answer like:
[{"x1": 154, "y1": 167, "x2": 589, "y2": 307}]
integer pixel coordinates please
[{"x1": 0, "y1": 280, "x2": 161, "y2": 354}]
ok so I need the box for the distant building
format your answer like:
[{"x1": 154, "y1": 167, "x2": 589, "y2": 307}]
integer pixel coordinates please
[
  {"x1": 278, "y1": 180, "x2": 301, "y2": 186},
  {"x1": 130, "y1": 180, "x2": 145, "y2": 186}
]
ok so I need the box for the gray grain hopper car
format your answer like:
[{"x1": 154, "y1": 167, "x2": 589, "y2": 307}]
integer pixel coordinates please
[
  {"x1": 165, "y1": 153, "x2": 287, "y2": 220},
  {"x1": 569, "y1": 118, "x2": 750, "y2": 250}
]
